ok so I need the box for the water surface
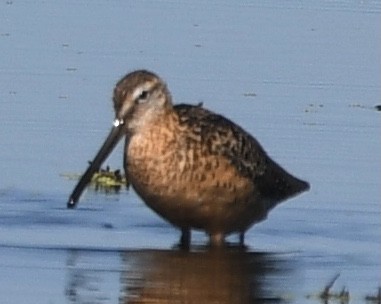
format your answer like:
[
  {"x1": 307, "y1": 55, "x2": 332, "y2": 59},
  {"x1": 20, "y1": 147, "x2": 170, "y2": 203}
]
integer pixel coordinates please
[{"x1": 0, "y1": 1, "x2": 380, "y2": 303}]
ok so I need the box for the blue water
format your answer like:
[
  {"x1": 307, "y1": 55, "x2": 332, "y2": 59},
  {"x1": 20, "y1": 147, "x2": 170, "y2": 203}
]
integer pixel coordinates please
[{"x1": 0, "y1": 1, "x2": 380, "y2": 303}]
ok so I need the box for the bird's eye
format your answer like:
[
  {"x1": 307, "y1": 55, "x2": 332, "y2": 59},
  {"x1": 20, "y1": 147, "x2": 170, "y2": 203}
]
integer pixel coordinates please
[{"x1": 137, "y1": 90, "x2": 149, "y2": 103}]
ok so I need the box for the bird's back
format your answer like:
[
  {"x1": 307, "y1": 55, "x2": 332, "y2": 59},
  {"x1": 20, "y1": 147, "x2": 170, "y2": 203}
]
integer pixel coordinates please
[{"x1": 174, "y1": 104, "x2": 310, "y2": 205}]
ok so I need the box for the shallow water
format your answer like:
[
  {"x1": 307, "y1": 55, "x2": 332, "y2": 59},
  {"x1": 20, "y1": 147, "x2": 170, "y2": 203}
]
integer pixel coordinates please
[{"x1": 0, "y1": 0, "x2": 380, "y2": 303}]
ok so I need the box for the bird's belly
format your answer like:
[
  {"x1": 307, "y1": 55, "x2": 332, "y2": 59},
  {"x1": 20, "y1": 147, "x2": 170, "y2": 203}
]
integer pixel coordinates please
[{"x1": 126, "y1": 146, "x2": 268, "y2": 234}]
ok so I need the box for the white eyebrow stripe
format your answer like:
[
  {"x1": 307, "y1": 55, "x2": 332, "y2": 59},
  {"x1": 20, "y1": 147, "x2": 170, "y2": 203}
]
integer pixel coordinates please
[{"x1": 132, "y1": 87, "x2": 144, "y2": 100}]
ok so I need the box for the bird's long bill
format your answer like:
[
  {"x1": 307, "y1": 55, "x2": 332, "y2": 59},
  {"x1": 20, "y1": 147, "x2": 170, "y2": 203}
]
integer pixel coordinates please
[{"x1": 67, "y1": 124, "x2": 125, "y2": 209}]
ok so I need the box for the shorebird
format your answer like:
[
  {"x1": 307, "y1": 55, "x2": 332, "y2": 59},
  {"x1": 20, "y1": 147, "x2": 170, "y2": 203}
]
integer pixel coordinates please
[{"x1": 67, "y1": 70, "x2": 309, "y2": 247}]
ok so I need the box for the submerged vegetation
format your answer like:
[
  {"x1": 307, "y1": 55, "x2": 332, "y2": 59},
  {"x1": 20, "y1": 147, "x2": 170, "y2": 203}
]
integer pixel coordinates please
[
  {"x1": 61, "y1": 164, "x2": 128, "y2": 194},
  {"x1": 306, "y1": 273, "x2": 349, "y2": 303},
  {"x1": 306, "y1": 273, "x2": 380, "y2": 304},
  {"x1": 365, "y1": 287, "x2": 381, "y2": 304}
]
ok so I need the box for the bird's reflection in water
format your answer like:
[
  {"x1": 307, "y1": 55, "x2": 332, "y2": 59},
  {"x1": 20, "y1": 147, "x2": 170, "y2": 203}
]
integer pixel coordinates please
[{"x1": 120, "y1": 246, "x2": 295, "y2": 304}]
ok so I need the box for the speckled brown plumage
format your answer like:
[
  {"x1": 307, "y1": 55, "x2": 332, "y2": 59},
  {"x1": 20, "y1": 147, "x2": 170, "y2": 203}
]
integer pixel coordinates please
[{"x1": 68, "y1": 70, "x2": 310, "y2": 247}]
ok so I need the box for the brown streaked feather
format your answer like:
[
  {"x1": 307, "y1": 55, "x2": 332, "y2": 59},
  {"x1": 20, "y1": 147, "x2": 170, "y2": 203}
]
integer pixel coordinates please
[{"x1": 174, "y1": 104, "x2": 309, "y2": 202}]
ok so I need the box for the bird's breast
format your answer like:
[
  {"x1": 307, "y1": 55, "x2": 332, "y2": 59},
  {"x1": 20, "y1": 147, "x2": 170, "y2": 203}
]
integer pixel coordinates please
[{"x1": 125, "y1": 125, "x2": 254, "y2": 205}]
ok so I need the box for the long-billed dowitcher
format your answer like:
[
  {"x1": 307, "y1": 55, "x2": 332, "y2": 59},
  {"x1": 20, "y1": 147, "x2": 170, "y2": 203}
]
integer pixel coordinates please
[{"x1": 67, "y1": 70, "x2": 309, "y2": 247}]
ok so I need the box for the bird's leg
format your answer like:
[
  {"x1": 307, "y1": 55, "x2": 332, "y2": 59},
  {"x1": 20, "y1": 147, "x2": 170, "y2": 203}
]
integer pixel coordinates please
[
  {"x1": 239, "y1": 231, "x2": 245, "y2": 247},
  {"x1": 179, "y1": 228, "x2": 191, "y2": 249}
]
